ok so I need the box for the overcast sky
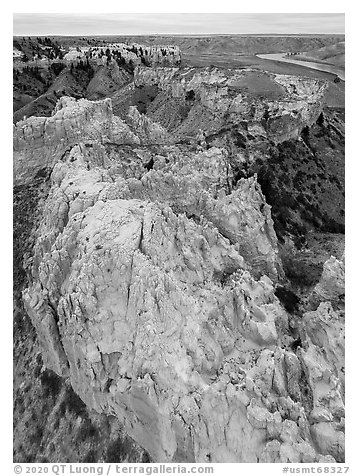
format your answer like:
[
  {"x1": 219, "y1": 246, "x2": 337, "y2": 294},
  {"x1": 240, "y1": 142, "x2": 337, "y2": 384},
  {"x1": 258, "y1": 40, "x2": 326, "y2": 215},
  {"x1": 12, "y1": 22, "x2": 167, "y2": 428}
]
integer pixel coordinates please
[{"x1": 13, "y1": 13, "x2": 345, "y2": 36}]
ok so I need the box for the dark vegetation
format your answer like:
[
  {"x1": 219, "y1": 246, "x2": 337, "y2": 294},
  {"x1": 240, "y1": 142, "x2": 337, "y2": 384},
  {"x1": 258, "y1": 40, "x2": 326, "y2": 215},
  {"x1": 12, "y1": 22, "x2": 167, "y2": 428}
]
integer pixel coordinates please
[
  {"x1": 14, "y1": 357, "x2": 151, "y2": 463},
  {"x1": 105, "y1": 436, "x2": 151, "y2": 463},
  {"x1": 13, "y1": 65, "x2": 59, "y2": 97},
  {"x1": 14, "y1": 37, "x2": 64, "y2": 61},
  {"x1": 185, "y1": 90, "x2": 196, "y2": 101},
  {"x1": 13, "y1": 61, "x2": 93, "y2": 104},
  {"x1": 257, "y1": 110, "x2": 344, "y2": 243},
  {"x1": 133, "y1": 84, "x2": 159, "y2": 114},
  {"x1": 274, "y1": 286, "x2": 300, "y2": 313},
  {"x1": 68, "y1": 60, "x2": 95, "y2": 89},
  {"x1": 13, "y1": 176, "x2": 50, "y2": 327},
  {"x1": 40, "y1": 370, "x2": 63, "y2": 399},
  {"x1": 58, "y1": 388, "x2": 87, "y2": 418},
  {"x1": 70, "y1": 59, "x2": 95, "y2": 80},
  {"x1": 13, "y1": 60, "x2": 99, "y2": 122}
]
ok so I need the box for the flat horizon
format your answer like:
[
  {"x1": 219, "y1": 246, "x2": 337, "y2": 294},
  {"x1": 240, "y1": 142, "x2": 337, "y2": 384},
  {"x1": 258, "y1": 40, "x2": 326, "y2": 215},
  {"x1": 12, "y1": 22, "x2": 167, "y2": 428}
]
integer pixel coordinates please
[
  {"x1": 13, "y1": 33, "x2": 345, "y2": 38},
  {"x1": 13, "y1": 13, "x2": 345, "y2": 36}
]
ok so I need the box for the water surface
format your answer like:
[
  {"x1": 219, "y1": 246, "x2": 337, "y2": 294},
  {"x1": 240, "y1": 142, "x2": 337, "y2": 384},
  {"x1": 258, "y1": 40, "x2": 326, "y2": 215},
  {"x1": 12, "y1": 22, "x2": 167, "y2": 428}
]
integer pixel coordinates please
[{"x1": 257, "y1": 53, "x2": 345, "y2": 81}]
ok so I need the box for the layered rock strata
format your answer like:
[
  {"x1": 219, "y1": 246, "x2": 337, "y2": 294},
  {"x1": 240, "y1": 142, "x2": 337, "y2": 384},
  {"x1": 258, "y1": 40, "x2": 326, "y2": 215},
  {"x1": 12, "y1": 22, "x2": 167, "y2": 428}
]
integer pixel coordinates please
[{"x1": 134, "y1": 67, "x2": 327, "y2": 143}]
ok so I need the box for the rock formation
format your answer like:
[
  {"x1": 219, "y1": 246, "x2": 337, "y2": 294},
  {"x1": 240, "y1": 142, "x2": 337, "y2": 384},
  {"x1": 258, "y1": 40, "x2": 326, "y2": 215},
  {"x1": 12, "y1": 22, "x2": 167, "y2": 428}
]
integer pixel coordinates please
[
  {"x1": 13, "y1": 97, "x2": 171, "y2": 185},
  {"x1": 16, "y1": 92, "x2": 345, "y2": 463},
  {"x1": 300, "y1": 302, "x2": 345, "y2": 462},
  {"x1": 67, "y1": 43, "x2": 181, "y2": 67},
  {"x1": 128, "y1": 67, "x2": 344, "y2": 237},
  {"x1": 134, "y1": 67, "x2": 327, "y2": 143},
  {"x1": 312, "y1": 255, "x2": 345, "y2": 303}
]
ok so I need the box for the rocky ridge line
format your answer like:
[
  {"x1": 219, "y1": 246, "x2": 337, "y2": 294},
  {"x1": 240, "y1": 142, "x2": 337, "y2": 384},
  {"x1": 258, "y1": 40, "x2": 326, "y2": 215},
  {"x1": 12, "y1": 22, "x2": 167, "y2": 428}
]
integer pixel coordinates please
[
  {"x1": 17, "y1": 96, "x2": 345, "y2": 463},
  {"x1": 134, "y1": 67, "x2": 328, "y2": 143}
]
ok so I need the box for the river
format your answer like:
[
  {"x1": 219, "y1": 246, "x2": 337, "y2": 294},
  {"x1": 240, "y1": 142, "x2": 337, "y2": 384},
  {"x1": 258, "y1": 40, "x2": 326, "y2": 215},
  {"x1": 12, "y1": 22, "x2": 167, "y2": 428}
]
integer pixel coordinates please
[{"x1": 257, "y1": 53, "x2": 345, "y2": 81}]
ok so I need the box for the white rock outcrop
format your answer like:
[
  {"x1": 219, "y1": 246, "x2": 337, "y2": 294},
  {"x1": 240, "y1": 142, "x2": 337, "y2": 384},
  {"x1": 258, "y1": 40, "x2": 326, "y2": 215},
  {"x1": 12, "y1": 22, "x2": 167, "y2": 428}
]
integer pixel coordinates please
[
  {"x1": 313, "y1": 255, "x2": 345, "y2": 302},
  {"x1": 134, "y1": 67, "x2": 327, "y2": 143},
  {"x1": 17, "y1": 96, "x2": 344, "y2": 463},
  {"x1": 13, "y1": 97, "x2": 172, "y2": 185}
]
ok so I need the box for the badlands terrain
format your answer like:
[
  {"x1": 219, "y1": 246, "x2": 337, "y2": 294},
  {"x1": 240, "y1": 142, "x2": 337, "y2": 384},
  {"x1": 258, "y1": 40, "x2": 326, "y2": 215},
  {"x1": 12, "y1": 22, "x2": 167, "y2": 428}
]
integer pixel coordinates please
[{"x1": 13, "y1": 35, "x2": 345, "y2": 463}]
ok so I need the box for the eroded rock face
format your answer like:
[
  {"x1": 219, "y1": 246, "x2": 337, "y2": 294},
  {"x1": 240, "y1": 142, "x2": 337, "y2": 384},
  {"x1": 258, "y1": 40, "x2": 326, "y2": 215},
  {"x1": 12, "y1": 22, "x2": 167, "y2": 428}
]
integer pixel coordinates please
[
  {"x1": 79, "y1": 44, "x2": 181, "y2": 67},
  {"x1": 312, "y1": 255, "x2": 345, "y2": 303},
  {"x1": 134, "y1": 67, "x2": 327, "y2": 143},
  {"x1": 18, "y1": 97, "x2": 344, "y2": 463},
  {"x1": 13, "y1": 97, "x2": 171, "y2": 185},
  {"x1": 300, "y1": 302, "x2": 345, "y2": 462}
]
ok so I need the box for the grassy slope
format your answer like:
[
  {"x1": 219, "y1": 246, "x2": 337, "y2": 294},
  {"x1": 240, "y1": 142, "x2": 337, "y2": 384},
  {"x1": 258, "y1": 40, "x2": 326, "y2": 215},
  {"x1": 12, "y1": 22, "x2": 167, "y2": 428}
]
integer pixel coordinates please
[
  {"x1": 13, "y1": 61, "x2": 133, "y2": 123},
  {"x1": 292, "y1": 42, "x2": 345, "y2": 67}
]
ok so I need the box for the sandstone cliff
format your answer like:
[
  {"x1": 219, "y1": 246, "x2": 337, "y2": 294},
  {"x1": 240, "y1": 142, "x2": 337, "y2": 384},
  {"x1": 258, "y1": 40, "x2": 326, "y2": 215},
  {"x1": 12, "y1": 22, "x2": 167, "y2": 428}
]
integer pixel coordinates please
[
  {"x1": 71, "y1": 43, "x2": 181, "y2": 68},
  {"x1": 16, "y1": 96, "x2": 344, "y2": 463},
  {"x1": 13, "y1": 97, "x2": 171, "y2": 185},
  {"x1": 134, "y1": 67, "x2": 327, "y2": 144}
]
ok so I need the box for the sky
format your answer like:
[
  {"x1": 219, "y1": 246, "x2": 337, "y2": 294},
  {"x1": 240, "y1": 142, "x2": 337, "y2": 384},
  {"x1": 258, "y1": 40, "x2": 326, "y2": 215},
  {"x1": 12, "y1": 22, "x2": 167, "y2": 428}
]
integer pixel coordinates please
[{"x1": 13, "y1": 13, "x2": 345, "y2": 36}]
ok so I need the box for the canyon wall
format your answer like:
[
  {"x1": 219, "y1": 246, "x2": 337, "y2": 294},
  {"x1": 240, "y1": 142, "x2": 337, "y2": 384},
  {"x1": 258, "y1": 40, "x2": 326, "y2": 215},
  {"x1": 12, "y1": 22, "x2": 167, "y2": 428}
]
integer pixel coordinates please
[{"x1": 134, "y1": 67, "x2": 327, "y2": 143}]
